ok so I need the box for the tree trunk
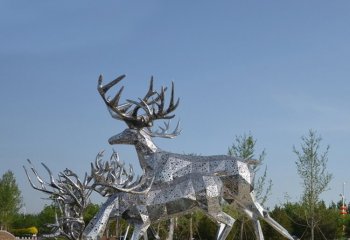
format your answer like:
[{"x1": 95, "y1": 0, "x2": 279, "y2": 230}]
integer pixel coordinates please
[
  {"x1": 166, "y1": 218, "x2": 175, "y2": 240},
  {"x1": 189, "y1": 215, "x2": 193, "y2": 240},
  {"x1": 240, "y1": 221, "x2": 244, "y2": 240},
  {"x1": 116, "y1": 218, "x2": 119, "y2": 239},
  {"x1": 311, "y1": 219, "x2": 314, "y2": 240}
]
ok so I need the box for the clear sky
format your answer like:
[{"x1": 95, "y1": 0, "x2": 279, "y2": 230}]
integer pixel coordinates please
[{"x1": 1, "y1": 1, "x2": 350, "y2": 213}]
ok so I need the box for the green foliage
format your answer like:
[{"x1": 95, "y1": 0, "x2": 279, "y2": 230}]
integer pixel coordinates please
[
  {"x1": 104, "y1": 217, "x2": 129, "y2": 238},
  {"x1": 0, "y1": 170, "x2": 23, "y2": 230},
  {"x1": 9, "y1": 203, "x2": 101, "y2": 238},
  {"x1": 263, "y1": 204, "x2": 294, "y2": 240},
  {"x1": 173, "y1": 214, "x2": 193, "y2": 239},
  {"x1": 37, "y1": 204, "x2": 58, "y2": 235},
  {"x1": 293, "y1": 130, "x2": 332, "y2": 240},
  {"x1": 262, "y1": 201, "x2": 343, "y2": 239},
  {"x1": 228, "y1": 133, "x2": 257, "y2": 160},
  {"x1": 12, "y1": 213, "x2": 39, "y2": 229},
  {"x1": 196, "y1": 214, "x2": 217, "y2": 240},
  {"x1": 83, "y1": 203, "x2": 99, "y2": 225},
  {"x1": 294, "y1": 130, "x2": 332, "y2": 206},
  {"x1": 227, "y1": 133, "x2": 272, "y2": 240},
  {"x1": 11, "y1": 226, "x2": 38, "y2": 236},
  {"x1": 228, "y1": 133, "x2": 271, "y2": 205}
]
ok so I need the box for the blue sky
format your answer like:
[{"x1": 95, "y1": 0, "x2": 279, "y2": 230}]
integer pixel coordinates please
[{"x1": 1, "y1": 1, "x2": 350, "y2": 213}]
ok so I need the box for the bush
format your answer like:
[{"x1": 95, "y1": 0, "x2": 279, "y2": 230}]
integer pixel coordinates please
[{"x1": 12, "y1": 226, "x2": 38, "y2": 236}]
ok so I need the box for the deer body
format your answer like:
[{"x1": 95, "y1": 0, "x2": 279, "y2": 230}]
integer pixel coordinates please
[{"x1": 83, "y1": 74, "x2": 294, "y2": 240}]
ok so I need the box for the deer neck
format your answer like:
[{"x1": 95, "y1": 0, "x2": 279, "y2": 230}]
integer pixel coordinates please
[{"x1": 134, "y1": 131, "x2": 159, "y2": 170}]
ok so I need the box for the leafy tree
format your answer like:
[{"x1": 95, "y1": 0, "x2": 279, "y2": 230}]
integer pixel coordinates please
[
  {"x1": 12, "y1": 213, "x2": 39, "y2": 229},
  {"x1": 228, "y1": 133, "x2": 272, "y2": 239},
  {"x1": 83, "y1": 203, "x2": 99, "y2": 225},
  {"x1": 293, "y1": 130, "x2": 332, "y2": 240},
  {"x1": 37, "y1": 204, "x2": 58, "y2": 235},
  {"x1": 262, "y1": 201, "x2": 343, "y2": 240},
  {"x1": 0, "y1": 170, "x2": 22, "y2": 230},
  {"x1": 262, "y1": 205, "x2": 293, "y2": 240}
]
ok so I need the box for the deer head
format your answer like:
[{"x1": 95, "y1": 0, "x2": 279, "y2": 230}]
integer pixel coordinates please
[{"x1": 98, "y1": 74, "x2": 181, "y2": 149}]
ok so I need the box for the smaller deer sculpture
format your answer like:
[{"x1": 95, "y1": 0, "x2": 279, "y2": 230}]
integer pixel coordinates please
[{"x1": 24, "y1": 160, "x2": 92, "y2": 240}]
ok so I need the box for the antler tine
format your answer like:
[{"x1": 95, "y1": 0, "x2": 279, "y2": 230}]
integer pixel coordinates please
[
  {"x1": 108, "y1": 86, "x2": 125, "y2": 109},
  {"x1": 98, "y1": 74, "x2": 137, "y2": 122},
  {"x1": 130, "y1": 76, "x2": 161, "y2": 118},
  {"x1": 149, "y1": 81, "x2": 179, "y2": 121},
  {"x1": 41, "y1": 163, "x2": 62, "y2": 190},
  {"x1": 98, "y1": 74, "x2": 125, "y2": 96},
  {"x1": 148, "y1": 120, "x2": 181, "y2": 139},
  {"x1": 95, "y1": 151, "x2": 105, "y2": 174},
  {"x1": 24, "y1": 160, "x2": 63, "y2": 195},
  {"x1": 144, "y1": 76, "x2": 155, "y2": 100},
  {"x1": 23, "y1": 165, "x2": 54, "y2": 195},
  {"x1": 128, "y1": 98, "x2": 152, "y2": 119},
  {"x1": 27, "y1": 160, "x2": 46, "y2": 188},
  {"x1": 60, "y1": 169, "x2": 82, "y2": 191},
  {"x1": 99, "y1": 73, "x2": 180, "y2": 128},
  {"x1": 89, "y1": 151, "x2": 152, "y2": 194},
  {"x1": 160, "y1": 81, "x2": 180, "y2": 119},
  {"x1": 158, "y1": 86, "x2": 166, "y2": 115},
  {"x1": 168, "y1": 81, "x2": 180, "y2": 113}
]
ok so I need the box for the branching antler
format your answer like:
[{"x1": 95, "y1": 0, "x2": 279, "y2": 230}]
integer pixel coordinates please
[
  {"x1": 24, "y1": 160, "x2": 92, "y2": 240},
  {"x1": 98, "y1": 74, "x2": 180, "y2": 129},
  {"x1": 41, "y1": 212, "x2": 84, "y2": 240},
  {"x1": 89, "y1": 150, "x2": 153, "y2": 196},
  {"x1": 147, "y1": 120, "x2": 182, "y2": 139},
  {"x1": 24, "y1": 151, "x2": 152, "y2": 239}
]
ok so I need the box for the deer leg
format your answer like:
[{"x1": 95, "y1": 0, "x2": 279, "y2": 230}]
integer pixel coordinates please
[
  {"x1": 261, "y1": 211, "x2": 294, "y2": 240},
  {"x1": 205, "y1": 209, "x2": 235, "y2": 240},
  {"x1": 83, "y1": 193, "x2": 119, "y2": 240},
  {"x1": 202, "y1": 176, "x2": 234, "y2": 240},
  {"x1": 250, "y1": 201, "x2": 293, "y2": 240},
  {"x1": 143, "y1": 231, "x2": 148, "y2": 240},
  {"x1": 215, "y1": 212, "x2": 235, "y2": 240},
  {"x1": 251, "y1": 219, "x2": 264, "y2": 240},
  {"x1": 131, "y1": 223, "x2": 150, "y2": 240},
  {"x1": 148, "y1": 226, "x2": 160, "y2": 239},
  {"x1": 131, "y1": 205, "x2": 151, "y2": 240},
  {"x1": 237, "y1": 196, "x2": 294, "y2": 240}
]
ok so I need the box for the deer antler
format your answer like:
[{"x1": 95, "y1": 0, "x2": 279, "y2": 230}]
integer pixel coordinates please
[
  {"x1": 98, "y1": 74, "x2": 180, "y2": 129},
  {"x1": 147, "y1": 120, "x2": 182, "y2": 139},
  {"x1": 24, "y1": 160, "x2": 91, "y2": 240},
  {"x1": 89, "y1": 151, "x2": 153, "y2": 196},
  {"x1": 24, "y1": 160, "x2": 64, "y2": 197}
]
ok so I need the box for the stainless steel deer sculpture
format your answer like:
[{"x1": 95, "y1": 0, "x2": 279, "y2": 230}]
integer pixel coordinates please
[
  {"x1": 83, "y1": 74, "x2": 294, "y2": 240},
  {"x1": 24, "y1": 160, "x2": 92, "y2": 240},
  {"x1": 24, "y1": 153, "x2": 135, "y2": 240}
]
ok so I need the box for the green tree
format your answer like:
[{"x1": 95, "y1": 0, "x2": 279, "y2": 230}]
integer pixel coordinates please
[
  {"x1": 293, "y1": 130, "x2": 332, "y2": 240},
  {"x1": 0, "y1": 170, "x2": 22, "y2": 230},
  {"x1": 262, "y1": 201, "x2": 343, "y2": 240},
  {"x1": 263, "y1": 205, "x2": 293, "y2": 240},
  {"x1": 37, "y1": 204, "x2": 57, "y2": 235},
  {"x1": 228, "y1": 133, "x2": 272, "y2": 239},
  {"x1": 83, "y1": 203, "x2": 99, "y2": 225},
  {"x1": 12, "y1": 213, "x2": 39, "y2": 229}
]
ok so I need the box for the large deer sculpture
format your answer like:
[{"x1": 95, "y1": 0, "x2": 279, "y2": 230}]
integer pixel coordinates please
[{"x1": 83, "y1": 74, "x2": 294, "y2": 240}]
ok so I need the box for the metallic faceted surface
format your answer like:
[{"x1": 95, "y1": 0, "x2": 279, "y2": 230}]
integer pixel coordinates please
[
  {"x1": 27, "y1": 74, "x2": 294, "y2": 240},
  {"x1": 83, "y1": 75, "x2": 295, "y2": 240}
]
